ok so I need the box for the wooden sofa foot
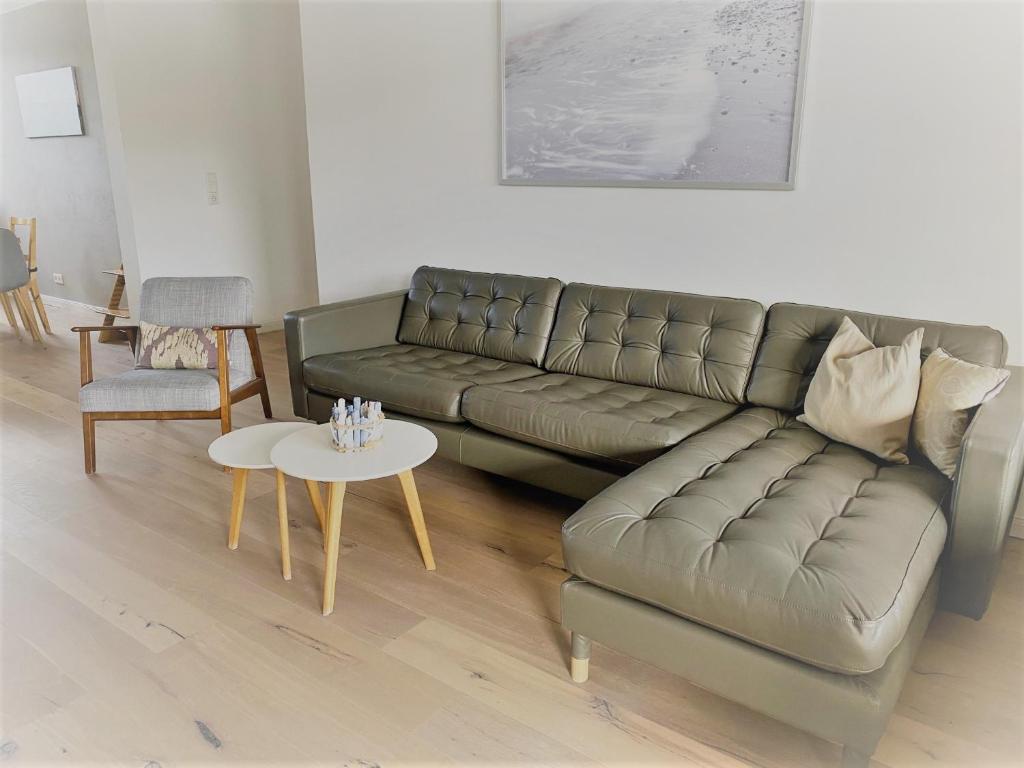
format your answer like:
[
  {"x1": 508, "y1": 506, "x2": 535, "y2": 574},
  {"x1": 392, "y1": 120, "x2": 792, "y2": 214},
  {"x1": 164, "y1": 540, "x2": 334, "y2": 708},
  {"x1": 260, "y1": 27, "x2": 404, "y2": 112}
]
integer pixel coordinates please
[
  {"x1": 841, "y1": 745, "x2": 871, "y2": 768},
  {"x1": 570, "y1": 632, "x2": 591, "y2": 683},
  {"x1": 570, "y1": 656, "x2": 589, "y2": 683}
]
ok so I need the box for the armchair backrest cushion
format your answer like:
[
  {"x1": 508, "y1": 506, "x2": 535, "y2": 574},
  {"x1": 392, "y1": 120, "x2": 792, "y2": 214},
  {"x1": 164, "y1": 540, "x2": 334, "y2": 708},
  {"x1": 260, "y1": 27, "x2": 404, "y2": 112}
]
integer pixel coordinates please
[
  {"x1": 0, "y1": 229, "x2": 29, "y2": 292},
  {"x1": 397, "y1": 266, "x2": 562, "y2": 366},
  {"x1": 747, "y1": 302, "x2": 1008, "y2": 412},
  {"x1": 139, "y1": 276, "x2": 255, "y2": 378},
  {"x1": 543, "y1": 283, "x2": 766, "y2": 404}
]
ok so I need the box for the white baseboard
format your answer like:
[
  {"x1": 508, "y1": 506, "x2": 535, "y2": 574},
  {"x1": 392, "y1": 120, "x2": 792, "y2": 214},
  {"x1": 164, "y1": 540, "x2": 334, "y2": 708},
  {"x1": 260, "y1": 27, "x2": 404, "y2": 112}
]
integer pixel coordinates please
[{"x1": 40, "y1": 293, "x2": 109, "y2": 314}]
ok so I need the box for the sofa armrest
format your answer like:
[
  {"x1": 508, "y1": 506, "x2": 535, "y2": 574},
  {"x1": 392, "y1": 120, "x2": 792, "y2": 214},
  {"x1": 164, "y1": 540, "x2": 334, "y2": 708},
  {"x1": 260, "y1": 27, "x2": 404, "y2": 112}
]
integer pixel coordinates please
[
  {"x1": 283, "y1": 289, "x2": 407, "y2": 417},
  {"x1": 942, "y1": 365, "x2": 1024, "y2": 618}
]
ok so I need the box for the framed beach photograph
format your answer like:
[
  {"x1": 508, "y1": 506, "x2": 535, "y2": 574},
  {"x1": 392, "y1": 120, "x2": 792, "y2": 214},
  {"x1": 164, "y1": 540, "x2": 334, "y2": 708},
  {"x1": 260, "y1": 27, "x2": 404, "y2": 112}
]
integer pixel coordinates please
[{"x1": 499, "y1": 0, "x2": 811, "y2": 189}]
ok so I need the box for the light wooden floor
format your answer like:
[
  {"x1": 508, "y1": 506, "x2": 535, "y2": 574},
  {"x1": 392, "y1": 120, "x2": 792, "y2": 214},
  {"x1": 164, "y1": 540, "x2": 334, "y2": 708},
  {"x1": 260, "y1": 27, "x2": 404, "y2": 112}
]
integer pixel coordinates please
[{"x1": 1, "y1": 302, "x2": 1021, "y2": 767}]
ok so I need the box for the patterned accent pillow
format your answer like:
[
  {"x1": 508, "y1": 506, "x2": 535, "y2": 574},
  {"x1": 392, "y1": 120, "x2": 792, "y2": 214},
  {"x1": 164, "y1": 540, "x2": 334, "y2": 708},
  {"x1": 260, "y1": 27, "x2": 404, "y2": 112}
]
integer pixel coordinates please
[
  {"x1": 912, "y1": 348, "x2": 1010, "y2": 477},
  {"x1": 136, "y1": 321, "x2": 220, "y2": 370}
]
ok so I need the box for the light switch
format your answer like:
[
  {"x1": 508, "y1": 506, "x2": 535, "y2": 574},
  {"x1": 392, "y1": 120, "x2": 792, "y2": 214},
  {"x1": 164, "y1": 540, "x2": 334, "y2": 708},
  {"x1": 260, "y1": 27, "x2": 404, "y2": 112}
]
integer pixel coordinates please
[{"x1": 206, "y1": 172, "x2": 219, "y2": 205}]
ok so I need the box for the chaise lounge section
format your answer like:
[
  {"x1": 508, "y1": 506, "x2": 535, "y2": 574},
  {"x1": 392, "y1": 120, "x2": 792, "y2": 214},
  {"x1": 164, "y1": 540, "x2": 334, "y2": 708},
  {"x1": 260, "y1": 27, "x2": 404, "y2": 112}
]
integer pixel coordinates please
[
  {"x1": 285, "y1": 268, "x2": 1024, "y2": 766},
  {"x1": 563, "y1": 303, "x2": 1021, "y2": 766}
]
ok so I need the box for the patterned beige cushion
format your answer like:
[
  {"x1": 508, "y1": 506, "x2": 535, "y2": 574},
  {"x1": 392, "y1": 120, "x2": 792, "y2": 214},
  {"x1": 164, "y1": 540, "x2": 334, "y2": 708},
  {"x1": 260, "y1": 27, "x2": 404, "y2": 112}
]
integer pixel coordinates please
[
  {"x1": 912, "y1": 348, "x2": 1011, "y2": 477},
  {"x1": 798, "y1": 317, "x2": 924, "y2": 464},
  {"x1": 136, "y1": 321, "x2": 218, "y2": 370}
]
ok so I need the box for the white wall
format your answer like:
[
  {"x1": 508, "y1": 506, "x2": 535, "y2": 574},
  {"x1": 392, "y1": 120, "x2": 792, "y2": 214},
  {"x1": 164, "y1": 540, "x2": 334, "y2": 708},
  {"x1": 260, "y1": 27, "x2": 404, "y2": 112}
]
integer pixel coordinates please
[
  {"x1": 86, "y1": 0, "x2": 318, "y2": 327},
  {"x1": 1, "y1": 0, "x2": 121, "y2": 307},
  {"x1": 300, "y1": 0, "x2": 1023, "y2": 362}
]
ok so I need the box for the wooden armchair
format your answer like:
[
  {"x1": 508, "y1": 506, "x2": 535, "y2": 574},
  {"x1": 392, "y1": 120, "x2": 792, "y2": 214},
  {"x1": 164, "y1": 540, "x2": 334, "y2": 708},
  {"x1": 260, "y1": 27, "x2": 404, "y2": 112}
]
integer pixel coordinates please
[{"x1": 74, "y1": 276, "x2": 271, "y2": 474}]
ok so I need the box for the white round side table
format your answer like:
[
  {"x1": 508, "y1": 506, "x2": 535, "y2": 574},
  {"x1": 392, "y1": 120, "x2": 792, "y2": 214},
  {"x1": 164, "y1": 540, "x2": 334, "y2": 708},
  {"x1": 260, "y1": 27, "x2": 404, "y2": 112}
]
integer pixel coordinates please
[
  {"x1": 270, "y1": 419, "x2": 438, "y2": 615},
  {"x1": 208, "y1": 421, "x2": 326, "y2": 581}
]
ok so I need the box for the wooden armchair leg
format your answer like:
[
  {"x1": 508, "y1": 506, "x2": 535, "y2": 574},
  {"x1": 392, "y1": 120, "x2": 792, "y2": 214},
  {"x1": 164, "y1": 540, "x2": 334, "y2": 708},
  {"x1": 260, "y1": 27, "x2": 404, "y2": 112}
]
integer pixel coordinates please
[
  {"x1": 258, "y1": 381, "x2": 272, "y2": 419},
  {"x1": 220, "y1": 404, "x2": 232, "y2": 435},
  {"x1": 216, "y1": 328, "x2": 231, "y2": 435},
  {"x1": 82, "y1": 414, "x2": 96, "y2": 474}
]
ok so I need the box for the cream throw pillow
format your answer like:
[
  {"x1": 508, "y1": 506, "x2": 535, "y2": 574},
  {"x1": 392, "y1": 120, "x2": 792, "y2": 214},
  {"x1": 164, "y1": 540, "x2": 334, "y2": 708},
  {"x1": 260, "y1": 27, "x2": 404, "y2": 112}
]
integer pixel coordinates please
[
  {"x1": 798, "y1": 317, "x2": 924, "y2": 463},
  {"x1": 912, "y1": 348, "x2": 1010, "y2": 477}
]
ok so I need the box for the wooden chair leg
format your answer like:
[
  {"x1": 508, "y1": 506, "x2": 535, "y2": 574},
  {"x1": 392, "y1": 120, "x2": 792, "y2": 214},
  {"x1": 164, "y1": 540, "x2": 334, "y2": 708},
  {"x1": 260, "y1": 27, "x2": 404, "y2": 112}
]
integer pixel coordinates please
[
  {"x1": 13, "y1": 287, "x2": 42, "y2": 343},
  {"x1": 258, "y1": 380, "x2": 272, "y2": 419},
  {"x1": 28, "y1": 274, "x2": 52, "y2": 334},
  {"x1": 243, "y1": 327, "x2": 271, "y2": 419},
  {"x1": 276, "y1": 470, "x2": 292, "y2": 581},
  {"x1": 216, "y1": 328, "x2": 231, "y2": 435},
  {"x1": 0, "y1": 293, "x2": 20, "y2": 336},
  {"x1": 82, "y1": 414, "x2": 96, "y2": 474},
  {"x1": 218, "y1": 407, "x2": 232, "y2": 473}
]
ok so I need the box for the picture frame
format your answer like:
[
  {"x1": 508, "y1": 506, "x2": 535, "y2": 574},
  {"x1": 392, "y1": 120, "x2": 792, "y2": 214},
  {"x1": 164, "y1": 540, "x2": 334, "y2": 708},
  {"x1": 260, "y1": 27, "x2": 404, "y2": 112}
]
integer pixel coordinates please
[{"x1": 499, "y1": 0, "x2": 812, "y2": 190}]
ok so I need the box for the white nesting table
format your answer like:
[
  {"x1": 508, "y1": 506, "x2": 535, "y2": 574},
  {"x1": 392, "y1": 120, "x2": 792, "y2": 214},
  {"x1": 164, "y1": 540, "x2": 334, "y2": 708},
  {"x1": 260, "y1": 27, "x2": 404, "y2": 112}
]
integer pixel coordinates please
[
  {"x1": 208, "y1": 422, "x2": 327, "y2": 581},
  {"x1": 271, "y1": 419, "x2": 438, "y2": 615}
]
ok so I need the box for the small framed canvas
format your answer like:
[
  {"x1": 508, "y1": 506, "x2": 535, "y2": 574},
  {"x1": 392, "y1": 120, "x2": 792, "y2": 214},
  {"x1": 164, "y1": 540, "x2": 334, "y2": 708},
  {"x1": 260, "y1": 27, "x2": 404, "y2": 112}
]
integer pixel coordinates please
[
  {"x1": 15, "y1": 66, "x2": 84, "y2": 138},
  {"x1": 500, "y1": 0, "x2": 811, "y2": 189}
]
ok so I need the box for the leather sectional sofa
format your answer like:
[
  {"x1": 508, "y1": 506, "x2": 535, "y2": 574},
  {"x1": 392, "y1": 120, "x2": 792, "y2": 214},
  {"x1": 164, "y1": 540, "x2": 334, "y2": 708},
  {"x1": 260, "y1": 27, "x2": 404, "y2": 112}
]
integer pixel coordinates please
[{"x1": 285, "y1": 266, "x2": 1024, "y2": 767}]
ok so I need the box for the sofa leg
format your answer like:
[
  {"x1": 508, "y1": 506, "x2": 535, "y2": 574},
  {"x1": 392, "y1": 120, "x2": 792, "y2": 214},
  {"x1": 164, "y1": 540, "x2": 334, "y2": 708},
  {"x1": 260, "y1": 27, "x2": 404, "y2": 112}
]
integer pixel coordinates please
[
  {"x1": 841, "y1": 745, "x2": 871, "y2": 768},
  {"x1": 570, "y1": 632, "x2": 591, "y2": 683}
]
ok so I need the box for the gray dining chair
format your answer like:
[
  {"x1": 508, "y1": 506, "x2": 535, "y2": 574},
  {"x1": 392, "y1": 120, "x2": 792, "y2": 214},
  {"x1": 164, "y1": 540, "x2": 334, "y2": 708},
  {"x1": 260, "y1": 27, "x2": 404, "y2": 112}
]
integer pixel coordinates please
[
  {"x1": 74, "y1": 276, "x2": 272, "y2": 473},
  {"x1": 0, "y1": 228, "x2": 42, "y2": 342}
]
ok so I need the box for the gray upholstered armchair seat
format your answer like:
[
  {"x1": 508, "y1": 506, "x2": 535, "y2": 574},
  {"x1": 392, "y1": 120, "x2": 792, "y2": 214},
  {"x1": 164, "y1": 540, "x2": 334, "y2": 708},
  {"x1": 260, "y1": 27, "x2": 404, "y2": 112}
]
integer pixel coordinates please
[{"x1": 79, "y1": 367, "x2": 255, "y2": 412}]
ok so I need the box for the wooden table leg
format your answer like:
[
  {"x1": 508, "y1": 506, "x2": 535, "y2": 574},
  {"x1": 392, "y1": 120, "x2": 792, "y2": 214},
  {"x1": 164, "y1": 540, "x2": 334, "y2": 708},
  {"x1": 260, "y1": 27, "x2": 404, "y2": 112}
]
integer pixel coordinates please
[
  {"x1": 227, "y1": 468, "x2": 249, "y2": 550},
  {"x1": 304, "y1": 478, "x2": 327, "y2": 541},
  {"x1": 322, "y1": 481, "x2": 346, "y2": 616},
  {"x1": 276, "y1": 470, "x2": 292, "y2": 581},
  {"x1": 398, "y1": 469, "x2": 436, "y2": 571}
]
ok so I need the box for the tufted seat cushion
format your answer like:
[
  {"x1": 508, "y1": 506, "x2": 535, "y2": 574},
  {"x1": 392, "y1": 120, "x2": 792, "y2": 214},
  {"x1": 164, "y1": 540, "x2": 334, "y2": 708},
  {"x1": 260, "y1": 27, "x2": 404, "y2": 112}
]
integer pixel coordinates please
[
  {"x1": 462, "y1": 373, "x2": 737, "y2": 467},
  {"x1": 303, "y1": 344, "x2": 544, "y2": 422},
  {"x1": 562, "y1": 407, "x2": 950, "y2": 674}
]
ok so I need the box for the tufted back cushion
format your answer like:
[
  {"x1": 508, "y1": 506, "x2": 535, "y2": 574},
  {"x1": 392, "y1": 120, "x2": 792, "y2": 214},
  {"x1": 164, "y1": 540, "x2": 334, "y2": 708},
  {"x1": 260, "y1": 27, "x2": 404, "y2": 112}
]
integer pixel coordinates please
[
  {"x1": 543, "y1": 283, "x2": 765, "y2": 403},
  {"x1": 397, "y1": 266, "x2": 562, "y2": 366},
  {"x1": 747, "y1": 303, "x2": 1008, "y2": 412}
]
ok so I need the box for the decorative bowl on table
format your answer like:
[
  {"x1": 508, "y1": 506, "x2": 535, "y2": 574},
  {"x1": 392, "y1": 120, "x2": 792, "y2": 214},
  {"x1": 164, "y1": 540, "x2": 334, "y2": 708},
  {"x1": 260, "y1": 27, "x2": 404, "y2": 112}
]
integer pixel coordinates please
[{"x1": 329, "y1": 398, "x2": 385, "y2": 453}]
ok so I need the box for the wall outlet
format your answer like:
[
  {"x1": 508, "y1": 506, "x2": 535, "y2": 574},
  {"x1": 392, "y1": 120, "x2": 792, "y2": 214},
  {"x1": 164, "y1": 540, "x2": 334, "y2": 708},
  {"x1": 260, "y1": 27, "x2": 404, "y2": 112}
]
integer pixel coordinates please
[
  {"x1": 206, "y1": 172, "x2": 219, "y2": 205},
  {"x1": 52, "y1": 272, "x2": 64, "y2": 285}
]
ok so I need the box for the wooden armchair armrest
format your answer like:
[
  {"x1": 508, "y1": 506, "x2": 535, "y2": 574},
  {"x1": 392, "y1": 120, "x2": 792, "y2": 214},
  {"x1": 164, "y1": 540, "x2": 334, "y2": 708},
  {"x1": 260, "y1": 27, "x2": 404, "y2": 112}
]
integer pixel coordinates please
[
  {"x1": 71, "y1": 325, "x2": 140, "y2": 333},
  {"x1": 211, "y1": 324, "x2": 262, "y2": 331},
  {"x1": 75, "y1": 325, "x2": 140, "y2": 387}
]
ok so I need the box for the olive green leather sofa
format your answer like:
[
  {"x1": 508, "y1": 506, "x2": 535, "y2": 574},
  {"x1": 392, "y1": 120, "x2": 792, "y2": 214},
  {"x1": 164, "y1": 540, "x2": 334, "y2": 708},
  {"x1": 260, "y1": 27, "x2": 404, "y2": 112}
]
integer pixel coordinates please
[{"x1": 284, "y1": 267, "x2": 1023, "y2": 767}]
